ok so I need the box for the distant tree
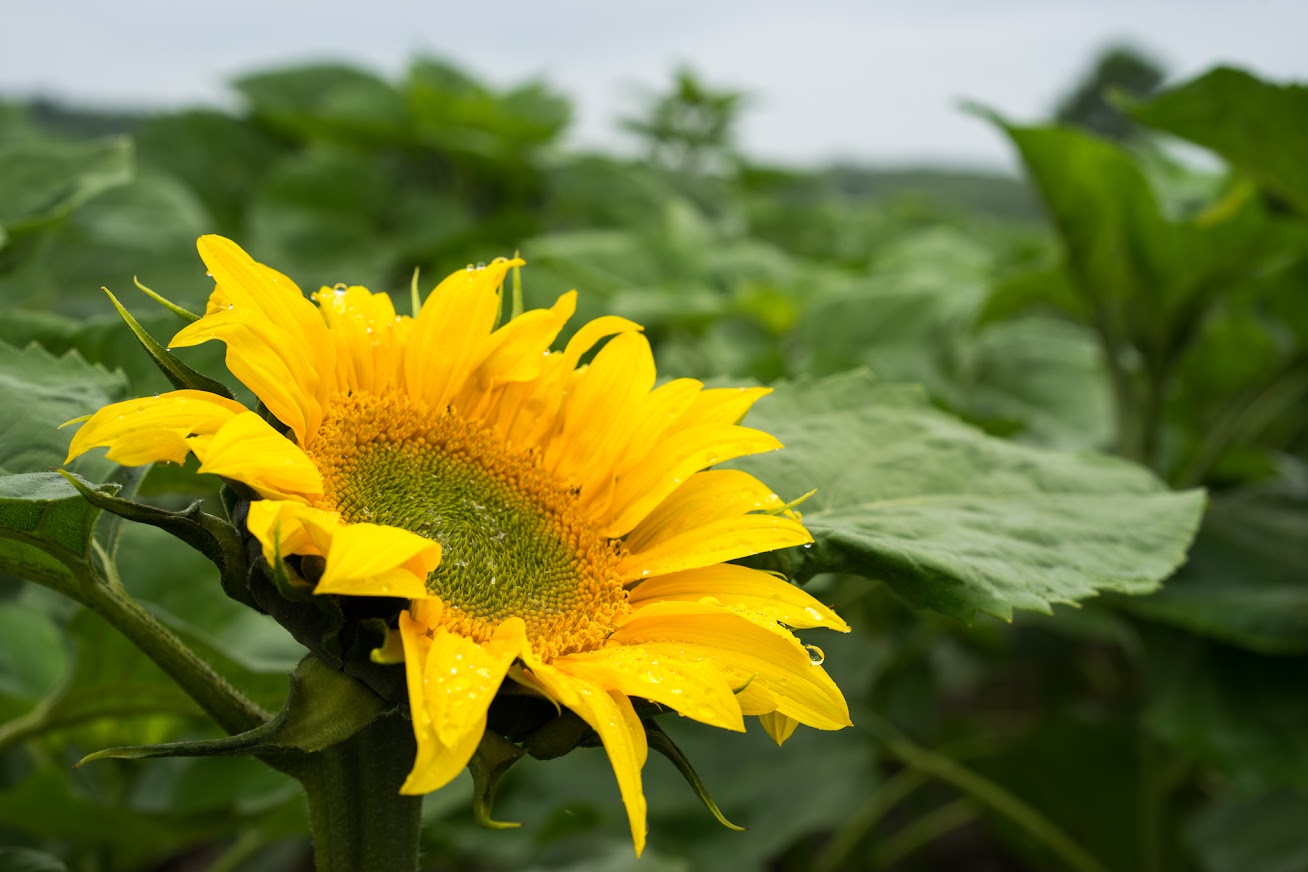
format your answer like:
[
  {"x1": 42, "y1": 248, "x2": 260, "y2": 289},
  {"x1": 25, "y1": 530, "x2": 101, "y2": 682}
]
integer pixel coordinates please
[
  {"x1": 1054, "y1": 45, "x2": 1166, "y2": 140},
  {"x1": 621, "y1": 67, "x2": 747, "y2": 178}
]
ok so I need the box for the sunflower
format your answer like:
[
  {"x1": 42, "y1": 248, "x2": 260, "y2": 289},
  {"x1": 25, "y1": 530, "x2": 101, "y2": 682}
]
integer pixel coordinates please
[{"x1": 66, "y1": 235, "x2": 851, "y2": 853}]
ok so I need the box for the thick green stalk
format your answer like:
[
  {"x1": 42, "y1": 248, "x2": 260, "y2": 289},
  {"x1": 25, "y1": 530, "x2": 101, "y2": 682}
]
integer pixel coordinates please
[{"x1": 287, "y1": 712, "x2": 423, "y2": 872}]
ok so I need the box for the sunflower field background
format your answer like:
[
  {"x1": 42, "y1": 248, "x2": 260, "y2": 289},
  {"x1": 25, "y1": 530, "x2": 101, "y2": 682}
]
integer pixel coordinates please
[{"x1": 0, "y1": 53, "x2": 1305, "y2": 872}]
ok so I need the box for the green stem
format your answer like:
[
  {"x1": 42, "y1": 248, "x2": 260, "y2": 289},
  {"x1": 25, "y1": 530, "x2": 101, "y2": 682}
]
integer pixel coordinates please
[
  {"x1": 80, "y1": 581, "x2": 267, "y2": 735},
  {"x1": 287, "y1": 712, "x2": 423, "y2": 872},
  {"x1": 1091, "y1": 306, "x2": 1142, "y2": 462},
  {"x1": 874, "y1": 798, "x2": 976, "y2": 869},
  {"x1": 868, "y1": 715, "x2": 1107, "y2": 872},
  {"x1": 813, "y1": 767, "x2": 928, "y2": 872}
]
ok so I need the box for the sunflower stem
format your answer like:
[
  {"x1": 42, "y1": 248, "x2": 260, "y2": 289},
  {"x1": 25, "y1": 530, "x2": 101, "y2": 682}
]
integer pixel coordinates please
[{"x1": 288, "y1": 711, "x2": 423, "y2": 872}]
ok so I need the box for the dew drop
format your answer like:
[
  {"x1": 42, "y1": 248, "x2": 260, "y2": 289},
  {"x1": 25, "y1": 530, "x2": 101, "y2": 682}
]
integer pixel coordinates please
[
  {"x1": 802, "y1": 543, "x2": 812, "y2": 549},
  {"x1": 804, "y1": 644, "x2": 825, "y2": 666}
]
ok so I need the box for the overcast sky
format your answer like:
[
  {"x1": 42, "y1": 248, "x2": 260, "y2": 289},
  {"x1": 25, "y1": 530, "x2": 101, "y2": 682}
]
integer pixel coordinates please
[{"x1": 4, "y1": 1, "x2": 1305, "y2": 169}]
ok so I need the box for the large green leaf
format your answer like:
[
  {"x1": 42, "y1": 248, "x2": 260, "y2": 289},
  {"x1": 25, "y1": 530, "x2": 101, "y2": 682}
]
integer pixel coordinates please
[
  {"x1": 1120, "y1": 486, "x2": 1308, "y2": 654},
  {"x1": 0, "y1": 136, "x2": 132, "y2": 234},
  {"x1": 234, "y1": 64, "x2": 411, "y2": 145},
  {"x1": 0, "y1": 170, "x2": 213, "y2": 316},
  {"x1": 1128, "y1": 67, "x2": 1308, "y2": 215},
  {"x1": 0, "y1": 607, "x2": 202, "y2": 753},
  {"x1": 1144, "y1": 632, "x2": 1308, "y2": 792},
  {"x1": 732, "y1": 371, "x2": 1204, "y2": 622},
  {"x1": 0, "y1": 600, "x2": 68, "y2": 722},
  {"x1": 0, "y1": 341, "x2": 128, "y2": 481},
  {"x1": 1186, "y1": 790, "x2": 1308, "y2": 872},
  {"x1": 135, "y1": 108, "x2": 285, "y2": 233},
  {"x1": 988, "y1": 118, "x2": 1301, "y2": 371},
  {"x1": 0, "y1": 473, "x2": 112, "y2": 598}
]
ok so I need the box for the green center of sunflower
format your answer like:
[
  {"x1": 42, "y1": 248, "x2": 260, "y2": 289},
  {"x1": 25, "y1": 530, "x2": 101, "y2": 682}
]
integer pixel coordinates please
[{"x1": 307, "y1": 392, "x2": 627, "y2": 659}]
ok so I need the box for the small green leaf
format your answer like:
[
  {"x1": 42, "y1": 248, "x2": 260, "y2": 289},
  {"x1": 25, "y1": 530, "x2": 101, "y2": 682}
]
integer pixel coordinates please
[
  {"x1": 102, "y1": 288, "x2": 234, "y2": 397},
  {"x1": 80, "y1": 654, "x2": 386, "y2": 764},
  {"x1": 645, "y1": 719, "x2": 746, "y2": 831},
  {"x1": 732, "y1": 371, "x2": 1205, "y2": 622},
  {"x1": 468, "y1": 729, "x2": 525, "y2": 829}
]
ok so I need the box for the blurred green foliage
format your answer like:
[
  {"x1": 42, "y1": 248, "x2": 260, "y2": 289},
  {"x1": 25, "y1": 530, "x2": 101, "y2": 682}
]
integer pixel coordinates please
[{"x1": 0, "y1": 55, "x2": 1304, "y2": 872}]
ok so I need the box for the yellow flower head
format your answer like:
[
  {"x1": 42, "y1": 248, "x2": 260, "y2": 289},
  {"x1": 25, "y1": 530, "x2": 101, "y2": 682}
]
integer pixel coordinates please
[{"x1": 66, "y1": 235, "x2": 851, "y2": 853}]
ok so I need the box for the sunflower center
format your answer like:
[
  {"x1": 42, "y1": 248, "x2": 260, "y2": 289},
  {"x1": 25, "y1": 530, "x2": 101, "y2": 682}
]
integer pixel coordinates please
[{"x1": 306, "y1": 392, "x2": 627, "y2": 659}]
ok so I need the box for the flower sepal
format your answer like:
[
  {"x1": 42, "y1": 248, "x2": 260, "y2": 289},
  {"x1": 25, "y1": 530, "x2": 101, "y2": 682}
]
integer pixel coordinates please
[
  {"x1": 57, "y1": 469, "x2": 252, "y2": 605},
  {"x1": 468, "y1": 730, "x2": 526, "y2": 830},
  {"x1": 102, "y1": 286, "x2": 235, "y2": 400}
]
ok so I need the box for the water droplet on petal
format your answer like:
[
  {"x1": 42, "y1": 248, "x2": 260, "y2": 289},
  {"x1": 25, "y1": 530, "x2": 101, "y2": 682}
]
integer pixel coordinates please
[{"x1": 804, "y1": 644, "x2": 825, "y2": 666}]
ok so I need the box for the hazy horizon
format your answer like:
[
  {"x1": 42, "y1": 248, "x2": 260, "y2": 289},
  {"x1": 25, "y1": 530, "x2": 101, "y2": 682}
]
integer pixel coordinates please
[{"x1": 5, "y1": 1, "x2": 1306, "y2": 170}]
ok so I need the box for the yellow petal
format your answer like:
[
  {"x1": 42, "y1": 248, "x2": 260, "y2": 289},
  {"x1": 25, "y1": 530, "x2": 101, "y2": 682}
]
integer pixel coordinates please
[
  {"x1": 189, "y1": 411, "x2": 322, "y2": 500},
  {"x1": 576, "y1": 377, "x2": 704, "y2": 521},
  {"x1": 623, "y1": 470, "x2": 785, "y2": 553},
  {"x1": 64, "y1": 390, "x2": 249, "y2": 467},
  {"x1": 628, "y1": 563, "x2": 849, "y2": 632},
  {"x1": 524, "y1": 658, "x2": 649, "y2": 855},
  {"x1": 758, "y1": 712, "x2": 800, "y2": 746},
  {"x1": 312, "y1": 285, "x2": 404, "y2": 396},
  {"x1": 314, "y1": 522, "x2": 441, "y2": 599},
  {"x1": 678, "y1": 386, "x2": 773, "y2": 427},
  {"x1": 430, "y1": 618, "x2": 526, "y2": 748},
  {"x1": 171, "y1": 309, "x2": 320, "y2": 445},
  {"x1": 398, "y1": 615, "x2": 526, "y2": 793},
  {"x1": 181, "y1": 236, "x2": 334, "y2": 442},
  {"x1": 545, "y1": 332, "x2": 657, "y2": 487},
  {"x1": 244, "y1": 500, "x2": 439, "y2": 599},
  {"x1": 611, "y1": 602, "x2": 851, "y2": 732},
  {"x1": 468, "y1": 292, "x2": 577, "y2": 391},
  {"x1": 562, "y1": 314, "x2": 644, "y2": 369},
  {"x1": 619, "y1": 474, "x2": 812, "y2": 580},
  {"x1": 397, "y1": 604, "x2": 480, "y2": 794},
  {"x1": 602, "y1": 424, "x2": 783, "y2": 538},
  {"x1": 405, "y1": 259, "x2": 521, "y2": 410},
  {"x1": 554, "y1": 644, "x2": 744, "y2": 732}
]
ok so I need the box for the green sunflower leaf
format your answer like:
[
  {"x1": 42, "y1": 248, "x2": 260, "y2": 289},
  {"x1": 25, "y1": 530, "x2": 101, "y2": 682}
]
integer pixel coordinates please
[
  {"x1": 0, "y1": 472, "x2": 115, "y2": 599},
  {"x1": 0, "y1": 341, "x2": 129, "y2": 482},
  {"x1": 0, "y1": 136, "x2": 133, "y2": 235},
  {"x1": 1125, "y1": 66, "x2": 1308, "y2": 215},
  {"x1": 733, "y1": 370, "x2": 1205, "y2": 623}
]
